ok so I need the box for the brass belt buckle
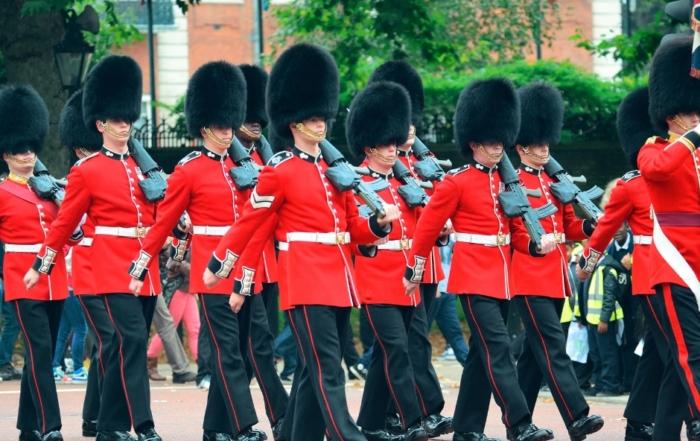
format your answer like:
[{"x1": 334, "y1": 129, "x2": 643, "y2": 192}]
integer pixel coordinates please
[
  {"x1": 400, "y1": 238, "x2": 410, "y2": 250},
  {"x1": 496, "y1": 232, "x2": 507, "y2": 246},
  {"x1": 336, "y1": 231, "x2": 346, "y2": 245},
  {"x1": 136, "y1": 226, "x2": 147, "y2": 238}
]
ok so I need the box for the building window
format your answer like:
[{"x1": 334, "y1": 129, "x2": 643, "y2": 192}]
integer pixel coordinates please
[{"x1": 114, "y1": 0, "x2": 175, "y2": 29}]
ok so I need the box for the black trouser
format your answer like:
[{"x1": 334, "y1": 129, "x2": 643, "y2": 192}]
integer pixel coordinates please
[
  {"x1": 279, "y1": 309, "x2": 307, "y2": 440},
  {"x1": 98, "y1": 294, "x2": 156, "y2": 432},
  {"x1": 14, "y1": 299, "x2": 64, "y2": 434},
  {"x1": 454, "y1": 295, "x2": 531, "y2": 433},
  {"x1": 514, "y1": 296, "x2": 588, "y2": 426},
  {"x1": 245, "y1": 290, "x2": 288, "y2": 426},
  {"x1": 197, "y1": 302, "x2": 212, "y2": 383},
  {"x1": 199, "y1": 294, "x2": 258, "y2": 435},
  {"x1": 261, "y1": 282, "x2": 280, "y2": 336},
  {"x1": 625, "y1": 295, "x2": 686, "y2": 440},
  {"x1": 358, "y1": 305, "x2": 422, "y2": 430},
  {"x1": 588, "y1": 321, "x2": 622, "y2": 393},
  {"x1": 401, "y1": 284, "x2": 443, "y2": 416},
  {"x1": 77, "y1": 295, "x2": 115, "y2": 424},
  {"x1": 291, "y1": 305, "x2": 364, "y2": 441}
]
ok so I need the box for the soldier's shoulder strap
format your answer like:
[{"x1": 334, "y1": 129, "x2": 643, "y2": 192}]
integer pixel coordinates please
[
  {"x1": 621, "y1": 170, "x2": 640, "y2": 182},
  {"x1": 267, "y1": 151, "x2": 293, "y2": 168},
  {"x1": 447, "y1": 164, "x2": 470, "y2": 176},
  {"x1": 74, "y1": 152, "x2": 100, "y2": 167},
  {"x1": 177, "y1": 150, "x2": 202, "y2": 167}
]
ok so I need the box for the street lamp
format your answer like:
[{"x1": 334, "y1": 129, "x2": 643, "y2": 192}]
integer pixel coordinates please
[{"x1": 54, "y1": 6, "x2": 99, "y2": 92}]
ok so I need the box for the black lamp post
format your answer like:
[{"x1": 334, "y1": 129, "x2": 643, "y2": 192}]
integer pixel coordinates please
[{"x1": 54, "y1": 6, "x2": 99, "y2": 93}]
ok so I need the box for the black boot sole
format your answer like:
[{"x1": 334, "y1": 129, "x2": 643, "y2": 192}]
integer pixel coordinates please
[
  {"x1": 569, "y1": 419, "x2": 604, "y2": 441},
  {"x1": 426, "y1": 421, "x2": 454, "y2": 438}
]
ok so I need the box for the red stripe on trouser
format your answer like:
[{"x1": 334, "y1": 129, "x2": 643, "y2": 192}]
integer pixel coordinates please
[
  {"x1": 287, "y1": 309, "x2": 306, "y2": 360},
  {"x1": 661, "y1": 285, "x2": 700, "y2": 412},
  {"x1": 364, "y1": 306, "x2": 407, "y2": 428},
  {"x1": 247, "y1": 334, "x2": 276, "y2": 423},
  {"x1": 302, "y1": 306, "x2": 344, "y2": 441},
  {"x1": 102, "y1": 297, "x2": 136, "y2": 428},
  {"x1": 77, "y1": 297, "x2": 105, "y2": 376},
  {"x1": 523, "y1": 297, "x2": 574, "y2": 421},
  {"x1": 199, "y1": 295, "x2": 242, "y2": 431},
  {"x1": 465, "y1": 296, "x2": 511, "y2": 427},
  {"x1": 14, "y1": 302, "x2": 47, "y2": 433}
]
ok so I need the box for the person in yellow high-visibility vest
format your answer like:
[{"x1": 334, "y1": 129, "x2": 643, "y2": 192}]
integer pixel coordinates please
[{"x1": 585, "y1": 251, "x2": 629, "y2": 397}]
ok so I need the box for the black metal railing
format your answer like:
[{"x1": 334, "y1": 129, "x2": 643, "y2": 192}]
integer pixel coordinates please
[{"x1": 133, "y1": 120, "x2": 196, "y2": 149}]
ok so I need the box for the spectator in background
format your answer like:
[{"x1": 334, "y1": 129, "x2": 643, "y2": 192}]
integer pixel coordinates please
[{"x1": 0, "y1": 242, "x2": 22, "y2": 381}]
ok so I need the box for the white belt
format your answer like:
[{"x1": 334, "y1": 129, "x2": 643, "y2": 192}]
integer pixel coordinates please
[
  {"x1": 286, "y1": 231, "x2": 350, "y2": 245},
  {"x1": 277, "y1": 241, "x2": 289, "y2": 251},
  {"x1": 377, "y1": 238, "x2": 413, "y2": 251},
  {"x1": 633, "y1": 235, "x2": 652, "y2": 245},
  {"x1": 77, "y1": 237, "x2": 93, "y2": 247},
  {"x1": 454, "y1": 232, "x2": 510, "y2": 247},
  {"x1": 192, "y1": 225, "x2": 230, "y2": 236},
  {"x1": 94, "y1": 226, "x2": 150, "y2": 238},
  {"x1": 5, "y1": 243, "x2": 42, "y2": 253}
]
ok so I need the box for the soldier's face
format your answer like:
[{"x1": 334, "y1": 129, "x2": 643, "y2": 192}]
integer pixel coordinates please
[
  {"x1": 3, "y1": 150, "x2": 36, "y2": 175},
  {"x1": 471, "y1": 142, "x2": 504, "y2": 167},
  {"x1": 518, "y1": 143, "x2": 550, "y2": 167},
  {"x1": 97, "y1": 119, "x2": 132, "y2": 145},
  {"x1": 236, "y1": 122, "x2": 262, "y2": 142},
  {"x1": 303, "y1": 117, "x2": 326, "y2": 134},
  {"x1": 668, "y1": 112, "x2": 700, "y2": 133},
  {"x1": 365, "y1": 144, "x2": 397, "y2": 168},
  {"x1": 209, "y1": 125, "x2": 233, "y2": 144}
]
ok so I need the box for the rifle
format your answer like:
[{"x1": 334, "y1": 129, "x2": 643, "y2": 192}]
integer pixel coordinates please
[
  {"x1": 228, "y1": 137, "x2": 261, "y2": 190},
  {"x1": 543, "y1": 155, "x2": 603, "y2": 221},
  {"x1": 411, "y1": 137, "x2": 453, "y2": 182},
  {"x1": 392, "y1": 159, "x2": 430, "y2": 208},
  {"x1": 319, "y1": 139, "x2": 386, "y2": 217},
  {"x1": 29, "y1": 159, "x2": 66, "y2": 205},
  {"x1": 497, "y1": 154, "x2": 557, "y2": 245},
  {"x1": 258, "y1": 135, "x2": 275, "y2": 165},
  {"x1": 129, "y1": 137, "x2": 168, "y2": 202}
]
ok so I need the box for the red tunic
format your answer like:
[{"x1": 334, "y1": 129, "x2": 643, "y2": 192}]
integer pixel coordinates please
[
  {"x1": 398, "y1": 149, "x2": 444, "y2": 284},
  {"x1": 638, "y1": 136, "x2": 700, "y2": 289},
  {"x1": 0, "y1": 179, "x2": 68, "y2": 301},
  {"x1": 136, "y1": 148, "x2": 262, "y2": 295},
  {"x1": 510, "y1": 166, "x2": 589, "y2": 298},
  {"x1": 406, "y1": 162, "x2": 534, "y2": 299},
  {"x1": 35, "y1": 148, "x2": 161, "y2": 296},
  {"x1": 583, "y1": 171, "x2": 654, "y2": 295},
  {"x1": 71, "y1": 219, "x2": 95, "y2": 295},
  {"x1": 249, "y1": 146, "x2": 279, "y2": 284},
  {"x1": 354, "y1": 165, "x2": 422, "y2": 306},
  {"x1": 209, "y1": 148, "x2": 388, "y2": 307}
]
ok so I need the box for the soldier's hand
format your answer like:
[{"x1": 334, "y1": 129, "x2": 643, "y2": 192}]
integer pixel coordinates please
[
  {"x1": 537, "y1": 234, "x2": 557, "y2": 254},
  {"x1": 23, "y1": 269, "x2": 40, "y2": 290},
  {"x1": 597, "y1": 322, "x2": 608, "y2": 334},
  {"x1": 203, "y1": 268, "x2": 220, "y2": 288},
  {"x1": 440, "y1": 219, "x2": 454, "y2": 236},
  {"x1": 575, "y1": 265, "x2": 592, "y2": 281},
  {"x1": 129, "y1": 278, "x2": 144, "y2": 296},
  {"x1": 229, "y1": 292, "x2": 246, "y2": 313},
  {"x1": 403, "y1": 277, "x2": 419, "y2": 295},
  {"x1": 377, "y1": 203, "x2": 400, "y2": 226}
]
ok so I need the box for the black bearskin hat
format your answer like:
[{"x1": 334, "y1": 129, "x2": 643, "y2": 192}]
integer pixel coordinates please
[
  {"x1": 83, "y1": 55, "x2": 143, "y2": 132},
  {"x1": 346, "y1": 81, "x2": 411, "y2": 158},
  {"x1": 369, "y1": 61, "x2": 424, "y2": 127},
  {"x1": 60, "y1": 90, "x2": 103, "y2": 152},
  {"x1": 454, "y1": 78, "x2": 520, "y2": 157},
  {"x1": 0, "y1": 85, "x2": 49, "y2": 155},
  {"x1": 648, "y1": 34, "x2": 700, "y2": 131},
  {"x1": 516, "y1": 82, "x2": 564, "y2": 147},
  {"x1": 185, "y1": 61, "x2": 247, "y2": 138},
  {"x1": 266, "y1": 43, "x2": 339, "y2": 141},
  {"x1": 239, "y1": 64, "x2": 268, "y2": 127},
  {"x1": 617, "y1": 87, "x2": 659, "y2": 168}
]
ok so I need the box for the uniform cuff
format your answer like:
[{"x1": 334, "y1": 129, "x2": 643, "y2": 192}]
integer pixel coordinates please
[
  {"x1": 578, "y1": 248, "x2": 602, "y2": 273},
  {"x1": 357, "y1": 244, "x2": 378, "y2": 257},
  {"x1": 170, "y1": 237, "x2": 189, "y2": 262},
  {"x1": 436, "y1": 235, "x2": 449, "y2": 247},
  {"x1": 582, "y1": 219, "x2": 596, "y2": 237},
  {"x1": 128, "y1": 250, "x2": 152, "y2": 281},
  {"x1": 528, "y1": 241, "x2": 545, "y2": 257},
  {"x1": 233, "y1": 266, "x2": 256, "y2": 296},
  {"x1": 208, "y1": 250, "x2": 239, "y2": 279},
  {"x1": 369, "y1": 215, "x2": 391, "y2": 238},
  {"x1": 404, "y1": 256, "x2": 427, "y2": 283},
  {"x1": 33, "y1": 247, "x2": 57, "y2": 275}
]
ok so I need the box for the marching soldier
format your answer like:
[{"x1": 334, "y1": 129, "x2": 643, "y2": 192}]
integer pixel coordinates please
[
  {"x1": 577, "y1": 87, "x2": 690, "y2": 441},
  {"x1": 346, "y1": 81, "x2": 429, "y2": 441},
  {"x1": 368, "y1": 61, "x2": 452, "y2": 437},
  {"x1": 1, "y1": 85, "x2": 69, "y2": 441},
  {"x1": 57, "y1": 89, "x2": 115, "y2": 439},
  {"x1": 128, "y1": 61, "x2": 268, "y2": 441},
  {"x1": 639, "y1": 34, "x2": 700, "y2": 441},
  {"x1": 403, "y1": 78, "x2": 555, "y2": 441},
  {"x1": 509, "y1": 82, "x2": 604, "y2": 440},
  {"x1": 203, "y1": 43, "x2": 399, "y2": 441},
  {"x1": 235, "y1": 64, "x2": 290, "y2": 439},
  {"x1": 24, "y1": 55, "x2": 163, "y2": 441}
]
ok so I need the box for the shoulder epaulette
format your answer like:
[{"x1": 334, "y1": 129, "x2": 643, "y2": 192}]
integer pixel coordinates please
[
  {"x1": 74, "y1": 152, "x2": 100, "y2": 167},
  {"x1": 267, "y1": 151, "x2": 293, "y2": 168},
  {"x1": 621, "y1": 170, "x2": 640, "y2": 182},
  {"x1": 177, "y1": 150, "x2": 202, "y2": 166},
  {"x1": 447, "y1": 164, "x2": 470, "y2": 176}
]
